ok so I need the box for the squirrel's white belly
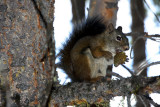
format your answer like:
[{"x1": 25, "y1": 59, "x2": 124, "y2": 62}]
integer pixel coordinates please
[
  {"x1": 84, "y1": 48, "x2": 114, "y2": 78},
  {"x1": 90, "y1": 57, "x2": 113, "y2": 78}
]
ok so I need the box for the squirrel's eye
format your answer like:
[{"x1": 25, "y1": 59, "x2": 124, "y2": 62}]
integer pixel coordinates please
[{"x1": 116, "y1": 35, "x2": 122, "y2": 41}]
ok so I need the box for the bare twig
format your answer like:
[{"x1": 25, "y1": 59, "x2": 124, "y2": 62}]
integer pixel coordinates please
[
  {"x1": 135, "y1": 59, "x2": 149, "y2": 76},
  {"x1": 143, "y1": 0, "x2": 160, "y2": 23},
  {"x1": 138, "y1": 61, "x2": 160, "y2": 73},
  {"x1": 127, "y1": 94, "x2": 131, "y2": 107},
  {"x1": 106, "y1": 72, "x2": 124, "y2": 79},
  {"x1": 127, "y1": 33, "x2": 160, "y2": 60},
  {"x1": 125, "y1": 32, "x2": 160, "y2": 38},
  {"x1": 147, "y1": 37, "x2": 158, "y2": 41},
  {"x1": 121, "y1": 64, "x2": 134, "y2": 76},
  {"x1": 144, "y1": 34, "x2": 160, "y2": 38},
  {"x1": 55, "y1": 52, "x2": 61, "y2": 59},
  {"x1": 144, "y1": 34, "x2": 160, "y2": 42},
  {"x1": 137, "y1": 95, "x2": 148, "y2": 107},
  {"x1": 125, "y1": 32, "x2": 146, "y2": 36},
  {"x1": 143, "y1": 94, "x2": 160, "y2": 107}
]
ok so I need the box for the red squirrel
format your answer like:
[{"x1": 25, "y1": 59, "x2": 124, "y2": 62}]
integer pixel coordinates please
[{"x1": 57, "y1": 16, "x2": 129, "y2": 82}]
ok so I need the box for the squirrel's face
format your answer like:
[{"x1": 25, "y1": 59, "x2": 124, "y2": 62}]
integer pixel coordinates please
[{"x1": 103, "y1": 24, "x2": 129, "y2": 56}]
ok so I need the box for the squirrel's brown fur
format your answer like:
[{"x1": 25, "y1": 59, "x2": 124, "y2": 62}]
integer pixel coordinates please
[{"x1": 58, "y1": 16, "x2": 129, "y2": 82}]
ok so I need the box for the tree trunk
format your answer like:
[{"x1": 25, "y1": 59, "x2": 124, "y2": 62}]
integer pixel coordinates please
[
  {"x1": 130, "y1": 0, "x2": 150, "y2": 106},
  {"x1": 88, "y1": 0, "x2": 118, "y2": 27},
  {"x1": 71, "y1": 0, "x2": 85, "y2": 23},
  {"x1": 0, "y1": 0, "x2": 55, "y2": 106}
]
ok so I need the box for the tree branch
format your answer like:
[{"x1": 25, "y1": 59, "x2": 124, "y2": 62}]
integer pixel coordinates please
[
  {"x1": 143, "y1": 94, "x2": 160, "y2": 107},
  {"x1": 106, "y1": 72, "x2": 124, "y2": 79},
  {"x1": 127, "y1": 94, "x2": 131, "y2": 107},
  {"x1": 121, "y1": 64, "x2": 134, "y2": 76},
  {"x1": 50, "y1": 76, "x2": 160, "y2": 104},
  {"x1": 136, "y1": 61, "x2": 160, "y2": 75},
  {"x1": 143, "y1": 0, "x2": 160, "y2": 23},
  {"x1": 137, "y1": 95, "x2": 148, "y2": 107},
  {"x1": 125, "y1": 32, "x2": 160, "y2": 38}
]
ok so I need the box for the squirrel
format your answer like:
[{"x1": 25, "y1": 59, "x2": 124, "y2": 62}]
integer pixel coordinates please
[{"x1": 57, "y1": 16, "x2": 129, "y2": 82}]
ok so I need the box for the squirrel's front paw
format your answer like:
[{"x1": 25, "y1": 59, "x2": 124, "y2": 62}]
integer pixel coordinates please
[{"x1": 104, "y1": 51, "x2": 113, "y2": 59}]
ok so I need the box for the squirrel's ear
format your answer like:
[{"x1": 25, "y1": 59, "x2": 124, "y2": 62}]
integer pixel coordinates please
[
  {"x1": 117, "y1": 26, "x2": 122, "y2": 32},
  {"x1": 107, "y1": 23, "x2": 114, "y2": 32}
]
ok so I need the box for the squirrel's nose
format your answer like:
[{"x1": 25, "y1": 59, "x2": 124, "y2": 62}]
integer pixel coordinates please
[{"x1": 123, "y1": 46, "x2": 129, "y2": 51}]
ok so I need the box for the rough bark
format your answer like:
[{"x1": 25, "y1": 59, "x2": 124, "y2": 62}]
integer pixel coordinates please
[
  {"x1": 49, "y1": 76, "x2": 160, "y2": 106},
  {"x1": 0, "y1": 0, "x2": 55, "y2": 106},
  {"x1": 130, "y1": 0, "x2": 149, "y2": 106}
]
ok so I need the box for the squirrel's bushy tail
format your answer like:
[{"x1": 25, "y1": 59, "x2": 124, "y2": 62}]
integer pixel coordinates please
[{"x1": 57, "y1": 16, "x2": 106, "y2": 81}]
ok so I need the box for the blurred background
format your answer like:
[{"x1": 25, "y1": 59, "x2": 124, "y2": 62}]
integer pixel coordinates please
[{"x1": 54, "y1": 0, "x2": 160, "y2": 106}]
